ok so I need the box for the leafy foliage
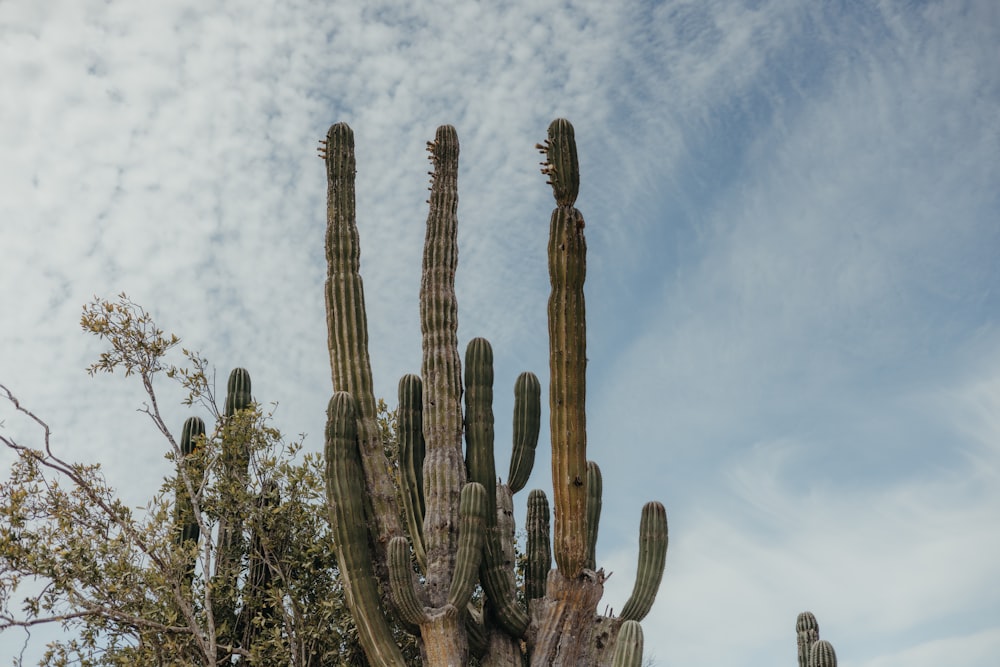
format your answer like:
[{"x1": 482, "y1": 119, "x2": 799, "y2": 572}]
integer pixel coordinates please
[{"x1": 0, "y1": 295, "x2": 418, "y2": 665}]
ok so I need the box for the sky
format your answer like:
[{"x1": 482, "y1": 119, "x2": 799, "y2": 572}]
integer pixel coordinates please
[{"x1": 1, "y1": 0, "x2": 998, "y2": 664}]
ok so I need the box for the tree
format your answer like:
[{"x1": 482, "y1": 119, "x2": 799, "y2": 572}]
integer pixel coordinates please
[
  {"x1": 318, "y1": 119, "x2": 667, "y2": 666},
  {"x1": 0, "y1": 295, "x2": 419, "y2": 665}
]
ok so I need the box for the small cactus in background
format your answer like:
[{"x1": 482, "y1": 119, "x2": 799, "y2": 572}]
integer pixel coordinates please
[
  {"x1": 321, "y1": 119, "x2": 668, "y2": 665},
  {"x1": 797, "y1": 611, "x2": 838, "y2": 667},
  {"x1": 809, "y1": 640, "x2": 837, "y2": 667}
]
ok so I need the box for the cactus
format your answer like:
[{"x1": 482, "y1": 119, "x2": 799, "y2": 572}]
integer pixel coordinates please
[
  {"x1": 175, "y1": 416, "x2": 205, "y2": 548},
  {"x1": 797, "y1": 611, "x2": 837, "y2": 667},
  {"x1": 585, "y1": 460, "x2": 603, "y2": 571},
  {"x1": 174, "y1": 416, "x2": 205, "y2": 590},
  {"x1": 507, "y1": 371, "x2": 541, "y2": 494},
  {"x1": 214, "y1": 368, "x2": 254, "y2": 651},
  {"x1": 545, "y1": 123, "x2": 589, "y2": 578},
  {"x1": 619, "y1": 501, "x2": 668, "y2": 622},
  {"x1": 525, "y1": 489, "x2": 552, "y2": 603},
  {"x1": 325, "y1": 391, "x2": 407, "y2": 665},
  {"x1": 320, "y1": 119, "x2": 666, "y2": 666},
  {"x1": 398, "y1": 373, "x2": 427, "y2": 572},
  {"x1": 809, "y1": 640, "x2": 837, "y2": 667},
  {"x1": 796, "y1": 611, "x2": 819, "y2": 667},
  {"x1": 611, "y1": 620, "x2": 644, "y2": 667}
]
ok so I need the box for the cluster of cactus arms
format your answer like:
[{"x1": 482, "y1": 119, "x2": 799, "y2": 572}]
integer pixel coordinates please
[
  {"x1": 171, "y1": 368, "x2": 281, "y2": 662},
  {"x1": 796, "y1": 611, "x2": 838, "y2": 667},
  {"x1": 320, "y1": 119, "x2": 668, "y2": 665}
]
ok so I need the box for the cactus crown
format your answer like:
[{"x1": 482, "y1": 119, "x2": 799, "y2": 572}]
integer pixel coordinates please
[
  {"x1": 539, "y1": 117, "x2": 580, "y2": 207},
  {"x1": 796, "y1": 611, "x2": 818, "y2": 633},
  {"x1": 225, "y1": 367, "x2": 252, "y2": 416}
]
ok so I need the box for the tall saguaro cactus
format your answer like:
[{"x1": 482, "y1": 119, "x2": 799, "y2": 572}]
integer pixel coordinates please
[{"x1": 321, "y1": 119, "x2": 668, "y2": 666}]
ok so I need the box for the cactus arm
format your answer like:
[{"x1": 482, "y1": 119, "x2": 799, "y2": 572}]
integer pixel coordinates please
[
  {"x1": 618, "y1": 501, "x2": 668, "y2": 622},
  {"x1": 397, "y1": 373, "x2": 427, "y2": 572},
  {"x1": 809, "y1": 639, "x2": 837, "y2": 667},
  {"x1": 446, "y1": 482, "x2": 488, "y2": 610},
  {"x1": 584, "y1": 460, "x2": 602, "y2": 571},
  {"x1": 325, "y1": 392, "x2": 406, "y2": 665},
  {"x1": 507, "y1": 371, "x2": 541, "y2": 494},
  {"x1": 175, "y1": 416, "x2": 205, "y2": 548},
  {"x1": 388, "y1": 536, "x2": 430, "y2": 627},
  {"x1": 547, "y1": 201, "x2": 589, "y2": 577},
  {"x1": 464, "y1": 338, "x2": 497, "y2": 525},
  {"x1": 796, "y1": 611, "x2": 820, "y2": 667},
  {"x1": 524, "y1": 488, "x2": 551, "y2": 602},
  {"x1": 419, "y1": 124, "x2": 467, "y2": 606},
  {"x1": 538, "y1": 117, "x2": 580, "y2": 207},
  {"x1": 463, "y1": 337, "x2": 528, "y2": 637},
  {"x1": 323, "y1": 122, "x2": 404, "y2": 580},
  {"x1": 214, "y1": 368, "x2": 254, "y2": 651},
  {"x1": 610, "y1": 620, "x2": 644, "y2": 667}
]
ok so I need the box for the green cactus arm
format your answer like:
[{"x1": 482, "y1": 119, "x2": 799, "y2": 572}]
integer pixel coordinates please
[
  {"x1": 446, "y1": 482, "x2": 488, "y2": 610},
  {"x1": 619, "y1": 501, "x2": 668, "y2": 622},
  {"x1": 808, "y1": 639, "x2": 837, "y2": 667},
  {"x1": 388, "y1": 536, "x2": 430, "y2": 627},
  {"x1": 539, "y1": 118, "x2": 580, "y2": 207},
  {"x1": 397, "y1": 373, "x2": 427, "y2": 572},
  {"x1": 325, "y1": 392, "x2": 407, "y2": 666},
  {"x1": 214, "y1": 368, "x2": 255, "y2": 649},
  {"x1": 507, "y1": 371, "x2": 541, "y2": 494},
  {"x1": 175, "y1": 416, "x2": 205, "y2": 547},
  {"x1": 224, "y1": 367, "x2": 252, "y2": 416},
  {"x1": 796, "y1": 611, "x2": 820, "y2": 667},
  {"x1": 610, "y1": 620, "x2": 644, "y2": 667},
  {"x1": 323, "y1": 122, "x2": 404, "y2": 582},
  {"x1": 548, "y1": 200, "x2": 589, "y2": 578},
  {"x1": 419, "y1": 124, "x2": 467, "y2": 606},
  {"x1": 525, "y1": 488, "x2": 551, "y2": 602},
  {"x1": 585, "y1": 460, "x2": 602, "y2": 571},
  {"x1": 464, "y1": 337, "x2": 497, "y2": 525}
]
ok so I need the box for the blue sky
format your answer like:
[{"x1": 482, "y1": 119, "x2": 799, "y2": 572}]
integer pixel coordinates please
[{"x1": 1, "y1": 0, "x2": 998, "y2": 664}]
